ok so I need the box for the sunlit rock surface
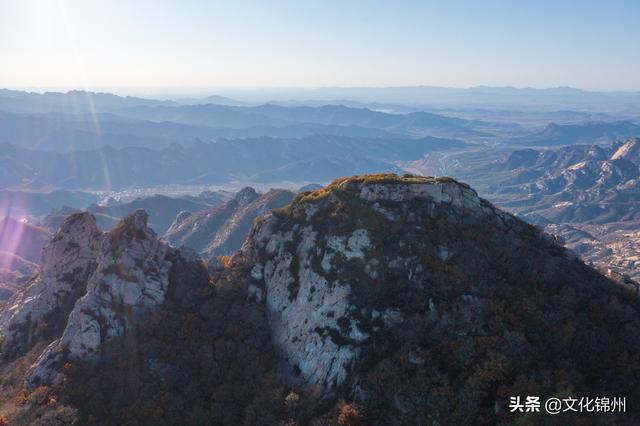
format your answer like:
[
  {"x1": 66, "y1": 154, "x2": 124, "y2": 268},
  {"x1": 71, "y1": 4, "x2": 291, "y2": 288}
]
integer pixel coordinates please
[{"x1": 0, "y1": 212, "x2": 101, "y2": 359}]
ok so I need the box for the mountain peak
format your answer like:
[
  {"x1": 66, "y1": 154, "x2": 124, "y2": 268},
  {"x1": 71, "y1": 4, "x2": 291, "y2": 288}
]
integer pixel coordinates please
[
  {"x1": 111, "y1": 208, "x2": 153, "y2": 239},
  {"x1": 0, "y1": 212, "x2": 102, "y2": 360},
  {"x1": 0, "y1": 209, "x2": 205, "y2": 390},
  {"x1": 234, "y1": 186, "x2": 259, "y2": 205},
  {"x1": 240, "y1": 173, "x2": 558, "y2": 392},
  {"x1": 57, "y1": 211, "x2": 99, "y2": 236},
  {"x1": 292, "y1": 173, "x2": 480, "y2": 208}
]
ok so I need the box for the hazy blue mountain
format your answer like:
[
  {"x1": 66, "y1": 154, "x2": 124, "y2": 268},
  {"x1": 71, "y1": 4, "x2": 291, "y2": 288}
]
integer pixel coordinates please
[
  {"x1": 116, "y1": 103, "x2": 491, "y2": 138},
  {"x1": 209, "y1": 86, "x2": 640, "y2": 112},
  {"x1": 0, "y1": 135, "x2": 469, "y2": 190},
  {"x1": 176, "y1": 95, "x2": 247, "y2": 106},
  {"x1": 0, "y1": 110, "x2": 197, "y2": 151},
  {"x1": 119, "y1": 103, "x2": 284, "y2": 127},
  {"x1": 512, "y1": 120, "x2": 640, "y2": 146},
  {"x1": 0, "y1": 109, "x2": 399, "y2": 151},
  {"x1": 297, "y1": 183, "x2": 324, "y2": 192},
  {"x1": 4, "y1": 87, "x2": 640, "y2": 117},
  {"x1": 8, "y1": 89, "x2": 639, "y2": 152},
  {"x1": 0, "y1": 189, "x2": 98, "y2": 217},
  {"x1": 0, "y1": 90, "x2": 176, "y2": 115},
  {"x1": 38, "y1": 206, "x2": 121, "y2": 232}
]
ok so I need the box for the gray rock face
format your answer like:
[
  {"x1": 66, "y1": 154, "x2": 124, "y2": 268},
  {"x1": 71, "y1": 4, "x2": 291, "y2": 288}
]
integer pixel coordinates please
[
  {"x1": 26, "y1": 210, "x2": 175, "y2": 387},
  {"x1": 54, "y1": 210, "x2": 171, "y2": 357},
  {"x1": 257, "y1": 223, "x2": 366, "y2": 389},
  {"x1": 356, "y1": 179, "x2": 484, "y2": 211},
  {"x1": 242, "y1": 175, "x2": 507, "y2": 392},
  {"x1": 0, "y1": 212, "x2": 102, "y2": 358}
]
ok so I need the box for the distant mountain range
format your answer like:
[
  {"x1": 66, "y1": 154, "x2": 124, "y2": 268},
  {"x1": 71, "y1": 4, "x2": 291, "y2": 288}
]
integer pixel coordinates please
[
  {"x1": 0, "y1": 109, "x2": 403, "y2": 151},
  {"x1": 1, "y1": 88, "x2": 638, "y2": 158},
  {"x1": 0, "y1": 90, "x2": 502, "y2": 152},
  {"x1": 189, "y1": 85, "x2": 640, "y2": 112},
  {"x1": 0, "y1": 89, "x2": 176, "y2": 114},
  {"x1": 0, "y1": 135, "x2": 469, "y2": 190},
  {"x1": 512, "y1": 120, "x2": 640, "y2": 146},
  {"x1": 118, "y1": 103, "x2": 490, "y2": 138},
  {"x1": 0, "y1": 189, "x2": 97, "y2": 217},
  {"x1": 6, "y1": 86, "x2": 640, "y2": 112},
  {"x1": 480, "y1": 138, "x2": 640, "y2": 223}
]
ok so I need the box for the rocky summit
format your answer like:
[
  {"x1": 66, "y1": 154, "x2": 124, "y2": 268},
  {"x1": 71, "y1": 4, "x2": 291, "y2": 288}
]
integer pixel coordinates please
[
  {"x1": 0, "y1": 209, "x2": 208, "y2": 422},
  {"x1": 0, "y1": 212, "x2": 102, "y2": 361},
  {"x1": 1, "y1": 174, "x2": 640, "y2": 425},
  {"x1": 23, "y1": 209, "x2": 177, "y2": 389}
]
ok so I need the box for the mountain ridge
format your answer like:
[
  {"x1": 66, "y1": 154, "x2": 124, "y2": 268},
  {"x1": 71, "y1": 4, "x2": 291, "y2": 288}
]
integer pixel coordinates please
[
  {"x1": 165, "y1": 187, "x2": 295, "y2": 260},
  {"x1": 1, "y1": 174, "x2": 639, "y2": 424}
]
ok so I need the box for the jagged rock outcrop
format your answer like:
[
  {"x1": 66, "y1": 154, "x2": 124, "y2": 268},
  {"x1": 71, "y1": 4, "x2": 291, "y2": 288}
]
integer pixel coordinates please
[
  {"x1": 165, "y1": 187, "x2": 295, "y2": 260},
  {"x1": 0, "y1": 209, "x2": 204, "y2": 391},
  {"x1": 24, "y1": 210, "x2": 176, "y2": 387},
  {"x1": 0, "y1": 212, "x2": 101, "y2": 360}
]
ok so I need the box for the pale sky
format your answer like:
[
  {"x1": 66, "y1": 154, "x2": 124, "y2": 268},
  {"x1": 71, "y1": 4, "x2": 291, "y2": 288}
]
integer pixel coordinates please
[{"x1": 1, "y1": 0, "x2": 639, "y2": 92}]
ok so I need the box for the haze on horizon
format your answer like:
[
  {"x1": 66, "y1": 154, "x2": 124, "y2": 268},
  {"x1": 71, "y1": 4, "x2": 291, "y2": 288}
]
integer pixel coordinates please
[{"x1": 1, "y1": 0, "x2": 639, "y2": 93}]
